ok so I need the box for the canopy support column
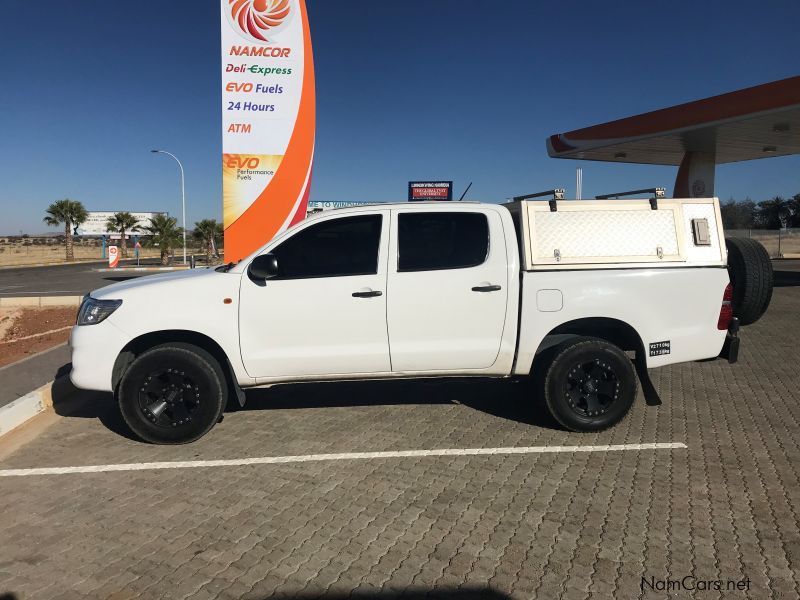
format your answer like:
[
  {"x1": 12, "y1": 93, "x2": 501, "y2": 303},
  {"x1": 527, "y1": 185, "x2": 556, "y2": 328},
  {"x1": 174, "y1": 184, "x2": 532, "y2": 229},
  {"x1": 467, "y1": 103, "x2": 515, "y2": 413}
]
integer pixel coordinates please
[{"x1": 673, "y1": 150, "x2": 716, "y2": 198}]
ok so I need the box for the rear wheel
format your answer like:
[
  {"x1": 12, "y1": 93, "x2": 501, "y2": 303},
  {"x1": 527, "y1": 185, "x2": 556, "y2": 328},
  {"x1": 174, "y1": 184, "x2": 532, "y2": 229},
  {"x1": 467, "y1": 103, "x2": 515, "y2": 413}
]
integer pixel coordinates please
[
  {"x1": 725, "y1": 236, "x2": 773, "y2": 325},
  {"x1": 543, "y1": 337, "x2": 637, "y2": 432},
  {"x1": 118, "y1": 343, "x2": 227, "y2": 444}
]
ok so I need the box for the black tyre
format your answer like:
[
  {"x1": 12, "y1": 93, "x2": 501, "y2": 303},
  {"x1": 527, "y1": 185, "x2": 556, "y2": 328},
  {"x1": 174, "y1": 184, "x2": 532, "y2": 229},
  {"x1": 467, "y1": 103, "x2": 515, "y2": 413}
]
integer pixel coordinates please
[
  {"x1": 118, "y1": 343, "x2": 227, "y2": 444},
  {"x1": 725, "y1": 237, "x2": 773, "y2": 326},
  {"x1": 543, "y1": 337, "x2": 637, "y2": 432}
]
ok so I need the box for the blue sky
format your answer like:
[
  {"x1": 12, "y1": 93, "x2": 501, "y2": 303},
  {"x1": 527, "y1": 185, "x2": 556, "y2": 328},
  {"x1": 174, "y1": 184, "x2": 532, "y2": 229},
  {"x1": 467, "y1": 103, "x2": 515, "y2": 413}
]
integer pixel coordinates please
[{"x1": 0, "y1": 0, "x2": 798, "y2": 234}]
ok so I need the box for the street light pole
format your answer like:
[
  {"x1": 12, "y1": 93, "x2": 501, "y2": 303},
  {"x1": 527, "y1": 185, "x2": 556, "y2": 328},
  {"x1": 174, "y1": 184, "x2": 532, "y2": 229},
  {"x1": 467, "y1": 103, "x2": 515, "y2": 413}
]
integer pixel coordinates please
[{"x1": 151, "y1": 149, "x2": 187, "y2": 265}]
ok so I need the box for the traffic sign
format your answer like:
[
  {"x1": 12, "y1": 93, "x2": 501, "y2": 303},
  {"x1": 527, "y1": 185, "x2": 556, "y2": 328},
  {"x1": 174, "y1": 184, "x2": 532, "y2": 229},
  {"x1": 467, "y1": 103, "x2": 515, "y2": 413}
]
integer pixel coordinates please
[{"x1": 108, "y1": 246, "x2": 119, "y2": 268}]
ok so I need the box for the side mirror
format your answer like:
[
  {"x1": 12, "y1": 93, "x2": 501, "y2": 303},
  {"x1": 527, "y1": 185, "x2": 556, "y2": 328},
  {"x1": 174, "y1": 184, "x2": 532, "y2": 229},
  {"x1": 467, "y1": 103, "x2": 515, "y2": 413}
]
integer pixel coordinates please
[{"x1": 248, "y1": 253, "x2": 279, "y2": 280}]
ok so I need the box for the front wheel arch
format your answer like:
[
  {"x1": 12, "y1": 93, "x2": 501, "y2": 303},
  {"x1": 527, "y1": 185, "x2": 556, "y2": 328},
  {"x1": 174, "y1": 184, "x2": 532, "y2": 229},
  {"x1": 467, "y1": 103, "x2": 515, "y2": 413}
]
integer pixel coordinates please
[{"x1": 112, "y1": 330, "x2": 245, "y2": 408}]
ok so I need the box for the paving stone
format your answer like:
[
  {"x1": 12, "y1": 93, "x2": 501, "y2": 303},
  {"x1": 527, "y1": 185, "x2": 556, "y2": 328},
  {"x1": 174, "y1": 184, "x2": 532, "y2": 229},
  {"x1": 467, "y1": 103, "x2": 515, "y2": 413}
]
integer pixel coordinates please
[{"x1": 1, "y1": 273, "x2": 800, "y2": 599}]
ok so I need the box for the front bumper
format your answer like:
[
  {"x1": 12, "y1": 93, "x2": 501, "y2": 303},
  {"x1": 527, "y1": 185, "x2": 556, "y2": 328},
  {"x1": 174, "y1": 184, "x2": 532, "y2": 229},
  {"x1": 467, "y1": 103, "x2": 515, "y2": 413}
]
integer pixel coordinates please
[{"x1": 69, "y1": 319, "x2": 129, "y2": 392}]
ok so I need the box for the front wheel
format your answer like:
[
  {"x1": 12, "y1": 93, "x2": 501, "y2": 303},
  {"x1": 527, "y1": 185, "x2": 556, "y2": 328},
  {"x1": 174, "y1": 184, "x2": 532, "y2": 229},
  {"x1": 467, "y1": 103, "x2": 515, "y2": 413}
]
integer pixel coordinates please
[
  {"x1": 542, "y1": 337, "x2": 637, "y2": 432},
  {"x1": 118, "y1": 343, "x2": 227, "y2": 444}
]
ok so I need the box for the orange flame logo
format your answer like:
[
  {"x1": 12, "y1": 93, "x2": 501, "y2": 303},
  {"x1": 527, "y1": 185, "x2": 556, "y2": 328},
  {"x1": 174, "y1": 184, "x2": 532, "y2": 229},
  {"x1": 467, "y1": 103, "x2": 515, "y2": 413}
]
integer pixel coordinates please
[{"x1": 229, "y1": 0, "x2": 290, "y2": 42}]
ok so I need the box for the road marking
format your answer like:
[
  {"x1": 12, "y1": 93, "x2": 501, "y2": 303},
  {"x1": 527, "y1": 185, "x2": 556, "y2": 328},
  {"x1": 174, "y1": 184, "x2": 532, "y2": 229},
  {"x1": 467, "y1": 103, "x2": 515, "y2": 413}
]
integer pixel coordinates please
[{"x1": 0, "y1": 443, "x2": 686, "y2": 477}]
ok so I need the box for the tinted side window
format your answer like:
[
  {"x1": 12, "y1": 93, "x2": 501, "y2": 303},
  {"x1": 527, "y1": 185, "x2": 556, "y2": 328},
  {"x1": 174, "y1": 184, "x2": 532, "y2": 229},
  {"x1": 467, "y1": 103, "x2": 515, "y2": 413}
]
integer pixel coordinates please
[
  {"x1": 398, "y1": 212, "x2": 489, "y2": 272},
  {"x1": 271, "y1": 214, "x2": 382, "y2": 279}
]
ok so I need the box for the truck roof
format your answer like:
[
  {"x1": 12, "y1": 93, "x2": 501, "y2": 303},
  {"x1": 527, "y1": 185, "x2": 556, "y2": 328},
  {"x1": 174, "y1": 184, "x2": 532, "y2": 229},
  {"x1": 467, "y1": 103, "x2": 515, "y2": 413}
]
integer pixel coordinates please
[
  {"x1": 310, "y1": 201, "x2": 482, "y2": 210},
  {"x1": 305, "y1": 201, "x2": 486, "y2": 218}
]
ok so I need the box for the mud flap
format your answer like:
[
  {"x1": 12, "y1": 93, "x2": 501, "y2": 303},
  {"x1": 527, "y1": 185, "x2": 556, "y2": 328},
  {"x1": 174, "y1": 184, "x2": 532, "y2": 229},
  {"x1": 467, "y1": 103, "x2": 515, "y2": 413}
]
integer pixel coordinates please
[
  {"x1": 720, "y1": 335, "x2": 740, "y2": 364},
  {"x1": 635, "y1": 352, "x2": 662, "y2": 406},
  {"x1": 719, "y1": 317, "x2": 740, "y2": 364}
]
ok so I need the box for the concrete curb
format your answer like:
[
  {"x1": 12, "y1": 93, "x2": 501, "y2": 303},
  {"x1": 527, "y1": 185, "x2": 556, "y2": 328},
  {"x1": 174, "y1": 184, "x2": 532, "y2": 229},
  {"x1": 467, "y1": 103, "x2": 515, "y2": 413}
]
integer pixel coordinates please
[
  {"x1": 0, "y1": 381, "x2": 52, "y2": 437},
  {"x1": 0, "y1": 258, "x2": 161, "y2": 271},
  {"x1": 0, "y1": 260, "x2": 106, "y2": 271},
  {"x1": 0, "y1": 296, "x2": 82, "y2": 307}
]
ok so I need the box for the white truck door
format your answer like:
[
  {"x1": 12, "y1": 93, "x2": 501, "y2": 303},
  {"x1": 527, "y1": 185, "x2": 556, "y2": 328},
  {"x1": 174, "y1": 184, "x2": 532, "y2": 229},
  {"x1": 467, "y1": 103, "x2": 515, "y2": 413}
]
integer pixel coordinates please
[
  {"x1": 387, "y1": 208, "x2": 509, "y2": 371},
  {"x1": 239, "y1": 211, "x2": 391, "y2": 378}
]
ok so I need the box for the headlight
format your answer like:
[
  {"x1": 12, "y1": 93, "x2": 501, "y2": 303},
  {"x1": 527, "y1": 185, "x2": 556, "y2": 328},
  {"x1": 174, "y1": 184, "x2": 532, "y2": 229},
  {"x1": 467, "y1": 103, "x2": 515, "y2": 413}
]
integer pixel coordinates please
[{"x1": 77, "y1": 297, "x2": 122, "y2": 326}]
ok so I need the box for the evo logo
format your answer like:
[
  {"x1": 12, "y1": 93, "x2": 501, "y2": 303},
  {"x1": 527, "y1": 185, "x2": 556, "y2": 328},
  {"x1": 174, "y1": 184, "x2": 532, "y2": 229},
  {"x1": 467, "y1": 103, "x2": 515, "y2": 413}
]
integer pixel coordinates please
[
  {"x1": 225, "y1": 156, "x2": 260, "y2": 169},
  {"x1": 649, "y1": 341, "x2": 671, "y2": 357}
]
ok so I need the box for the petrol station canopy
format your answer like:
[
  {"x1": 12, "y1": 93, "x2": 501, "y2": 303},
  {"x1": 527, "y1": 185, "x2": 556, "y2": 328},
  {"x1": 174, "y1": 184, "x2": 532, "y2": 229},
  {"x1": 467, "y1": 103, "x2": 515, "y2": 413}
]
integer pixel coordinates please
[{"x1": 547, "y1": 76, "x2": 800, "y2": 166}]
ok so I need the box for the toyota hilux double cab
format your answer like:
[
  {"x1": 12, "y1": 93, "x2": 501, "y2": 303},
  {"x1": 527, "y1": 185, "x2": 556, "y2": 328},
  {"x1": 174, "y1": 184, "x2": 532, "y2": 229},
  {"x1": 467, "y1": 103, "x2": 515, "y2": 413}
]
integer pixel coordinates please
[{"x1": 69, "y1": 198, "x2": 772, "y2": 444}]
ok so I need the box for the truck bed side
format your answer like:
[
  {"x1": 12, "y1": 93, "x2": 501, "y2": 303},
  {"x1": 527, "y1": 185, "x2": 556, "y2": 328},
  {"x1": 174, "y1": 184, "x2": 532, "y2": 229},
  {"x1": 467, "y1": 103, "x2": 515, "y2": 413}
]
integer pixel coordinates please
[{"x1": 514, "y1": 267, "x2": 729, "y2": 374}]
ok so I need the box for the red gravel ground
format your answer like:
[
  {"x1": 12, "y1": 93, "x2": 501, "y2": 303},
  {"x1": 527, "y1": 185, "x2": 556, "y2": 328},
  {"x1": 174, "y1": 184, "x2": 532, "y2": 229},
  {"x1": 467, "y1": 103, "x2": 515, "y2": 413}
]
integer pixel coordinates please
[{"x1": 0, "y1": 307, "x2": 76, "y2": 367}]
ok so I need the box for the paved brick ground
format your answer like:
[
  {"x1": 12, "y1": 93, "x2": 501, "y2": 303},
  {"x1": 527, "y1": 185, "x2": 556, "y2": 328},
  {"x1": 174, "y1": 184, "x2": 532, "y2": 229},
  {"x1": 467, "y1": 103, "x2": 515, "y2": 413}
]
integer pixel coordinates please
[{"x1": 1, "y1": 268, "x2": 799, "y2": 599}]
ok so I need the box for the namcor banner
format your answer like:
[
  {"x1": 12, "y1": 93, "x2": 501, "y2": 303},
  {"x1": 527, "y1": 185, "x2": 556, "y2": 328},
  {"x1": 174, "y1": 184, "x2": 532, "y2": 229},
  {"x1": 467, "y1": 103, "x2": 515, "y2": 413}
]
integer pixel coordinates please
[{"x1": 221, "y1": 0, "x2": 315, "y2": 262}]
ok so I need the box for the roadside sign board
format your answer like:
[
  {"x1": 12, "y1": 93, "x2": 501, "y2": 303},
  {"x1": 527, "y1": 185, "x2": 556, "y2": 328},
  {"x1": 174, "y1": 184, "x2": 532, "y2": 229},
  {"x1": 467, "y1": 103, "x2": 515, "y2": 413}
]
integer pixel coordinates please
[
  {"x1": 306, "y1": 201, "x2": 368, "y2": 213},
  {"x1": 408, "y1": 181, "x2": 453, "y2": 201},
  {"x1": 108, "y1": 246, "x2": 119, "y2": 268},
  {"x1": 75, "y1": 212, "x2": 165, "y2": 237}
]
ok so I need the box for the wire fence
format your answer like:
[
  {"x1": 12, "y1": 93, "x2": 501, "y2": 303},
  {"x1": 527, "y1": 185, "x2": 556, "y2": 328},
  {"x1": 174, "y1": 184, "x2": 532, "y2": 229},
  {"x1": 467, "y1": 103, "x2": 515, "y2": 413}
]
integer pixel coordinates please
[
  {"x1": 725, "y1": 229, "x2": 800, "y2": 258},
  {"x1": 0, "y1": 239, "x2": 222, "y2": 267}
]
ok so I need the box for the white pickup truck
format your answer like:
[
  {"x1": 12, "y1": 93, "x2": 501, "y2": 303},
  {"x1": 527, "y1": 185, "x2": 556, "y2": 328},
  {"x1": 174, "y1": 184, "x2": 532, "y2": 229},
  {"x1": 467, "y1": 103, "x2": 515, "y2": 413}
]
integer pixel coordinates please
[{"x1": 70, "y1": 198, "x2": 772, "y2": 444}]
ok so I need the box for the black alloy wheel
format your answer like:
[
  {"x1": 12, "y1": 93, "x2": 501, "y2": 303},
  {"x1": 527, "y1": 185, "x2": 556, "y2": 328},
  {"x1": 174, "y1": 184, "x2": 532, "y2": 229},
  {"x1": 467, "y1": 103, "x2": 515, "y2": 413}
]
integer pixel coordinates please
[
  {"x1": 118, "y1": 343, "x2": 227, "y2": 444},
  {"x1": 138, "y1": 367, "x2": 202, "y2": 429},
  {"x1": 564, "y1": 358, "x2": 621, "y2": 418},
  {"x1": 542, "y1": 337, "x2": 637, "y2": 432}
]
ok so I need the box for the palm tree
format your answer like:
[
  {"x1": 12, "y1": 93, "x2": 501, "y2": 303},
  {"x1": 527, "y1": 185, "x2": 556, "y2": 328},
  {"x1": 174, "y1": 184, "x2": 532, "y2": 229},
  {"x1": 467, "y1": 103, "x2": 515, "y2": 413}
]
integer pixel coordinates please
[
  {"x1": 105, "y1": 212, "x2": 139, "y2": 258},
  {"x1": 789, "y1": 193, "x2": 800, "y2": 228},
  {"x1": 43, "y1": 199, "x2": 88, "y2": 262},
  {"x1": 192, "y1": 219, "x2": 223, "y2": 264},
  {"x1": 142, "y1": 214, "x2": 183, "y2": 266}
]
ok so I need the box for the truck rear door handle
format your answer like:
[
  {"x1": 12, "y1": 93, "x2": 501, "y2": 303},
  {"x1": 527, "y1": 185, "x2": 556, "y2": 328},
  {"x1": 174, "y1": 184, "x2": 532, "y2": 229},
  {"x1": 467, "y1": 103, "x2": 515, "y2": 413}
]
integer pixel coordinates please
[
  {"x1": 472, "y1": 284, "x2": 502, "y2": 292},
  {"x1": 352, "y1": 289, "x2": 383, "y2": 298}
]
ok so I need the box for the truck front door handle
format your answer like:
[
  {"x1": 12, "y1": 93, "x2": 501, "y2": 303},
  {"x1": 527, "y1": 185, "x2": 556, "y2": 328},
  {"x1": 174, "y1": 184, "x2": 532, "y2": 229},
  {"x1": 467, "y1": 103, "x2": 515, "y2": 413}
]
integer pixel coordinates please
[
  {"x1": 472, "y1": 284, "x2": 502, "y2": 292},
  {"x1": 352, "y1": 290, "x2": 383, "y2": 298}
]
